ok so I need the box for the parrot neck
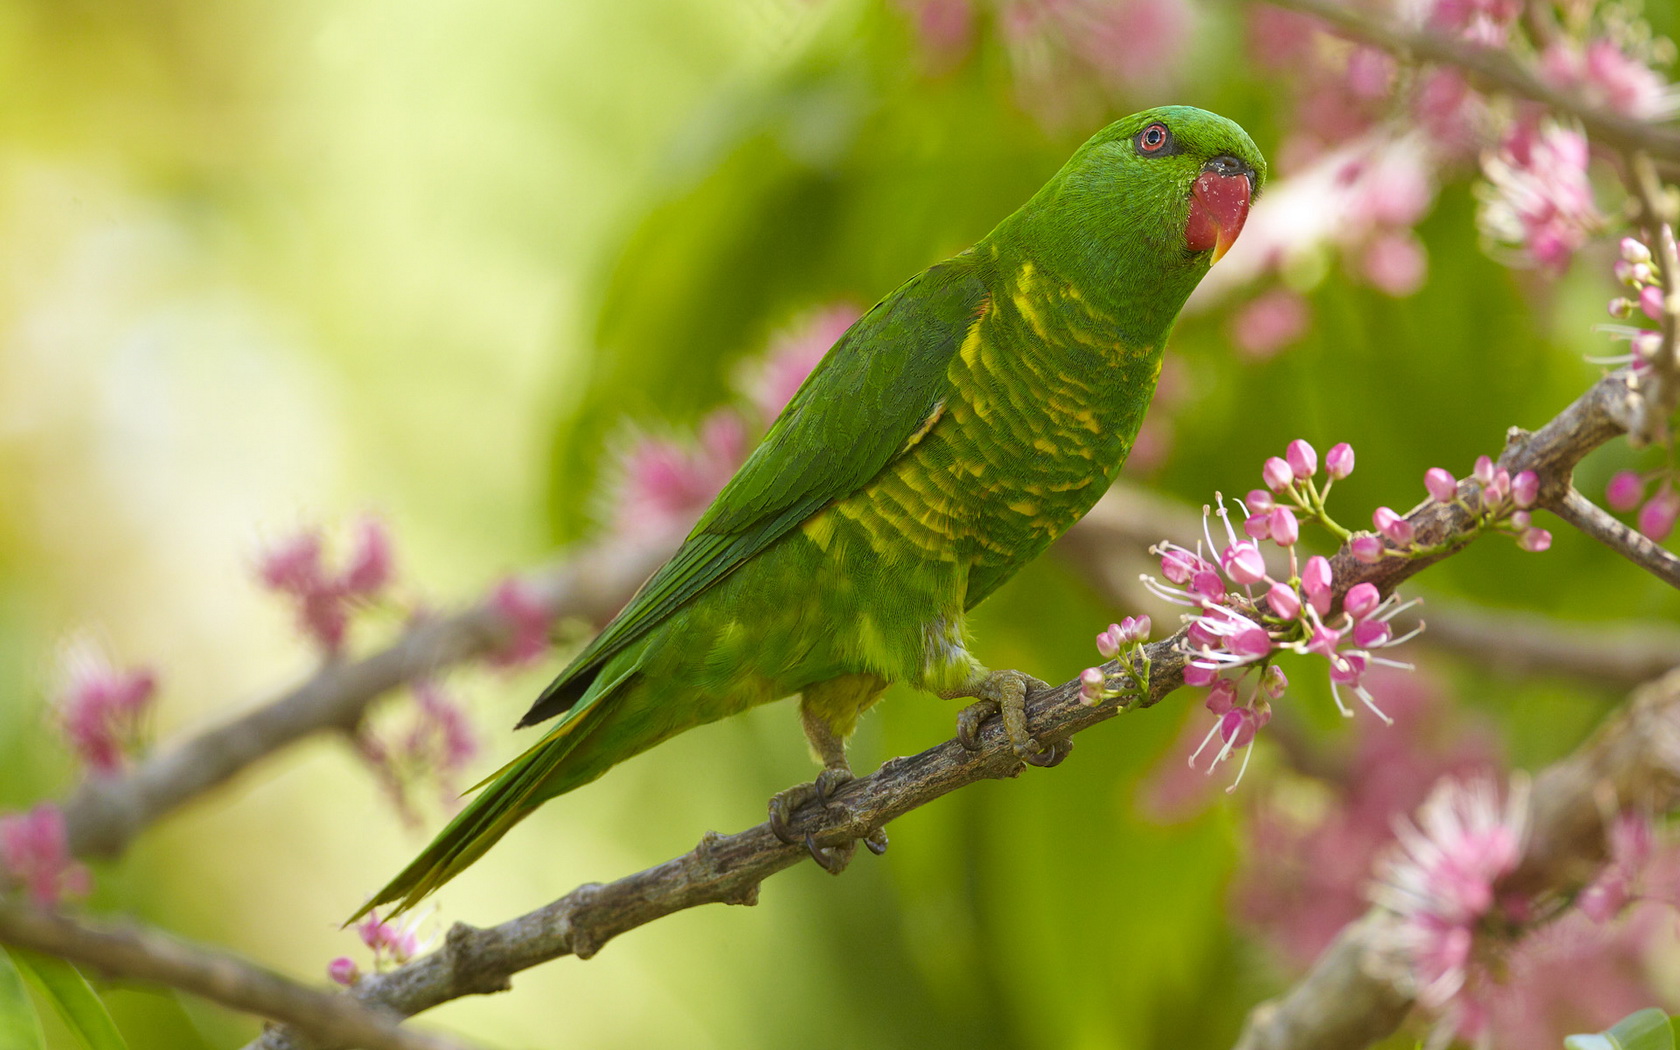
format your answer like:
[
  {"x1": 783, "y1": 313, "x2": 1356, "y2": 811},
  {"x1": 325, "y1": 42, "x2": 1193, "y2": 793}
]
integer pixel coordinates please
[{"x1": 991, "y1": 191, "x2": 1211, "y2": 352}]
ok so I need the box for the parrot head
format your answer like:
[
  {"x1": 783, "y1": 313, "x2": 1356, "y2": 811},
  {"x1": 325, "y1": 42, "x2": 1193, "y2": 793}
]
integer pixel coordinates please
[{"x1": 1008, "y1": 105, "x2": 1266, "y2": 316}]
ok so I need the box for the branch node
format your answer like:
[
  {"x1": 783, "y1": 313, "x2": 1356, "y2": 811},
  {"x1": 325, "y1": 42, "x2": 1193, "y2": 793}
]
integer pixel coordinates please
[
  {"x1": 563, "y1": 883, "x2": 607, "y2": 961},
  {"x1": 440, "y1": 922, "x2": 510, "y2": 996}
]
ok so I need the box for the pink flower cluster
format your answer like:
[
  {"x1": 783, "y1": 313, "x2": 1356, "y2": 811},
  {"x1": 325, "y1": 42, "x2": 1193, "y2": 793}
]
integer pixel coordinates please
[
  {"x1": 1120, "y1": 440, "x2": 1421, "y2": 787},
  {"x1": 1428, "y1": 0, "x2": 1520, "y2": 48},
  {"x1": 1373, "y1": 776, "x2": 1529, "y2": 1010},
  {"x1": 611, "y1": 305, "x2": 858, "y2": 540},
  {"x1": 0, "y1": 805, "x2": 91, "y2": 908},
  {"x1": 1478, "y1": 121, "x2": 1601, "y2": 274},
  {"x1": 330, "y1": 908, "x2": 434, "y2": 985},
  {"x1": 54, "y1": 642, "x2": 157, "y2": 775},
  {"x1": 258, "y1": 517, "x2": 395, "y2": 657},
  {"x1": 357, "y1": 679, "x2": 480, "y2": 826},
  {"x1": 1412, "y1": 456, "x2": 1550, "y2": 553},
  {"x1": 486, "y1": 577, "x2": 556, "y2": 668},
  {"x1": 1541, "y1": 39, "x2": 1677, "y2": 121}
]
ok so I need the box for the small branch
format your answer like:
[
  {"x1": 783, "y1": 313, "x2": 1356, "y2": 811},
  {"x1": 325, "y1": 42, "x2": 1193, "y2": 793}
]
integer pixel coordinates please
[
  {"x1": 245, "y1": 368, "x2": 1657, "y2": 1050},
  {"x1": 1550, "y1": 487, "x2": 1680, "y2": 588},
  {"x1": 1234, "y1": 666, "x2": 1680, "y2": 1050},
  {"x1": 0, "y1": 904, "x2": 474, "y2": 1050},
  {"x1": 61, "y1": 539, "x2": 669, "y2": 861},
  {"x1": 1260, "y1": 0, "x2": 1680, "y2": 164},
  {"x1": 1425, "y1": 602, "x2": 1680, "y2": 688}
]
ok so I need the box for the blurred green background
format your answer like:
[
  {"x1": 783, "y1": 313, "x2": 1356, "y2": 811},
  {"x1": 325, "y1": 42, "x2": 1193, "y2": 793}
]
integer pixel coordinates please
[{"x1": 1, "y1": 0, "x2": 1677, "y2": 1047}]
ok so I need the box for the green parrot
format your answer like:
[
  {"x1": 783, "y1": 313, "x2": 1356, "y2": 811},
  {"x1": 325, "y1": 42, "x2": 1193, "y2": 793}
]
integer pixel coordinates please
[{"x1": 357, "y1": 105, "x2": 1264, "y2": 918}]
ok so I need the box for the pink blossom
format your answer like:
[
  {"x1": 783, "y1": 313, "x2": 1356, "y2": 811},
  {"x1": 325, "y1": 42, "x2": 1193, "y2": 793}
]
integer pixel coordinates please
[
  {"x1": 1428, "y1": 0, "x2": 1520, "y2": 45},
  {"x1": 1231, "y1": 290, "x2": 1310, "y2": 359},
  {"x1": 1543, "y1": 39, "x2": 1675, "y2": 120},
  {"x1": 1066, "y1": 0, "x2": 1193, "y2": 92},
  {"x1": 1350, "y1": 534, "x2": 1384, "y2": 563},
  {"x1": 897, "y1": 0, "x2": 974, "y2": 60},
  {"x1": 1344, "y1": 582, "x2": 1380, "y2": 621},
  {"x1": 487, "y1": 578, "x2": 554, "y2": 668},
  {"x1": 1268, "y1": 506, "x2": 1300, "y2": 547},
  {"x1": 745, "y1": 306, "x2": 859, "y2": 425},
  {"x1": 1221, "y1": 542, "x2": 1268, "y2": 585},
  {"x1": 1479, "y1": 122, "x2": 1602, "y2": 274},
  {"x1": 358, "y1": 681, "x2": 480, "y2": 824},
  {"x1": 1301, "y1": 555, "x2": 1333, "y2": 613},
  {"x1": 1325, "y1": 442, "x2": 1355, "y2": 480},
  {"x1": 55, "y1": 642, "x2": 157, "y2": 775},
  {"x1": 354, "y1": 909, "x2": 433, "y2": 968},
  {"x1": 343, "y1": 518, "x2": 395, "y2": 595},
  {"x1": 327, "y1": 957, "x2": 360, "y2": 986},
  {"x1": 1267, "y1": 581, "x2": 1301, "y2": 620},
  {"x1": 0, "y1": 805, "x2": 91, "y2": 908},
  {"x1": 1344, "y1": 47, "x2": 1394, "y2": 99},
  {"x1": 1638, "y1": 487, "x2": 1679, "y2": 541},
  {"x1": 1372, "y1": 776, "x2": 1528, "y2": 1008},
  {"x1": 1510, "y1": 470, "x2": 1539, "y2": 508},
  {"x1": 1606, "y1": 470, "x2": 1645, "y2": 512},
  {"x1": 1246, "y1": 5, "x2": 1319, "y2": 72},
  {"x1": 1361, "y1": 231, "x2": 1427, "y2": 297},
  {"x1": 1078, "y1": 667, "x2": 1106, "y2": 705},
  {"x1": 258, "y1": 518, "x2": 399, "y2": 656},
  {"x1": 1285, "y1": 439, "x2": 1318, "y2": 479},
  {"x1": 612, "y1": 412, "x2": 747, "y2": 541},
  {"x1": 1262, "y1": 456, "x2": 1295, "y2": 493},
  {"x1": 1373, "y1": 507, "x2": 1415, "y2": 546}
]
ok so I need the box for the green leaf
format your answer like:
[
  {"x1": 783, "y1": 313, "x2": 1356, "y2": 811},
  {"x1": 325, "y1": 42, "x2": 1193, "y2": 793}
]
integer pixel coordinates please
[
  {"x1": 0, "y1": 948, "x2": 47, "y2": 1050},
  {"x1": 1565, "y1": 1009, "x2": 1675, "y2": 1050},
  {"x1": 7, "y1": 948, "x2": 128, "y2": 1050}
]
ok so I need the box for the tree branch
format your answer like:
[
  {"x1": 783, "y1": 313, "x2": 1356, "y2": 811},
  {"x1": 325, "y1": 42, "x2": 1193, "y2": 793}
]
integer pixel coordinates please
[
  {"x1": 1551, "y1": 487, "x2": 1680, "y2": 588},
  {"x1": 1423, "y1": 603, "x2": 1680, "y2": 688},
  {"x1": 0, "y1": 904, "x2": 474, "y2": 1050},
  {"x1": 239, "y1": 367, "x2": 1660, "y2": 1050},
  {"x1": 1235, "y1": 665, "x2": 1680, "y2": 1050},
  {"x1": 61, "y1": 540, "x2": 669, "y2": 861},
  {"x1": 1258, "y1": 0, "x2": 1680, "y2": 165}
]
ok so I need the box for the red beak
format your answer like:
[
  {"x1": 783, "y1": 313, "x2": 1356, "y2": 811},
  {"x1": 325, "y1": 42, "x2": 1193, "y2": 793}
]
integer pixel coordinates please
[{"x1": 1185, "y1": 170, "x2": 1253, "y2": 263}]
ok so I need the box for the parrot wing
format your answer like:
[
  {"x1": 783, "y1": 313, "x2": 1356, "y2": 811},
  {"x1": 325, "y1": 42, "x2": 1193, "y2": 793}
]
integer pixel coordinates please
[{"x1": 518, "y1": 256, "x2": 987, "y2": 726}]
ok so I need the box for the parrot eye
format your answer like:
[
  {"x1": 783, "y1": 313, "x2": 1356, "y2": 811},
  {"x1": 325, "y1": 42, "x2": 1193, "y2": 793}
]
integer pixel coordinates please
[{"x1": 1135, "y1": 123, "x2": 1172, "y2": 155}]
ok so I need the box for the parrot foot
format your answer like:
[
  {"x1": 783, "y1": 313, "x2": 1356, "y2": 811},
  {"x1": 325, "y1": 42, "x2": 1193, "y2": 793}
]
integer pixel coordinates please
[
  {"x1": 944, "y1": 669, "x2": 1064, "y2": 766},
  {"x1": 769, "y1": 768, "x2": 888, "y2": 873}
]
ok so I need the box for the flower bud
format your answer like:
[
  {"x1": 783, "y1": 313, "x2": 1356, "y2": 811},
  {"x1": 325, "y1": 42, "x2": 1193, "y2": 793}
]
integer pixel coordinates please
[
  {"x1": 1373, "y1": 507, "x2": 1415, "y2": 545},
  {"x1": 1245, "y1": 489, "x2": 1275, "y2": 514},
  {"x1": 1350, "y1": 534, "x2": 1385, "y2": 563},
  {"x1": 1638, "y1": 489, "x2": 1679, "y2": 541},
  {"x1": 1219, "y1": 708, "x2": 1257, "y2": 748},
  {"x1": 1230, "y1": 628, "x2": 1274, "y2": 659},
  {"x1": 1325, "y1": 442, "x2": 1355, "y2": 480},
  {"x1": 1183, "y1": 661, "x2": 1218, "y2": 687},
  {"x1": 1609, "y1": 297, "x2": 1636, "y2": 319},
  {"x1": 1096, "y1": 627, "x2": 1121, "y2": 659},
  {"x1": 1607, "y1": 470, "x2": 1646, "y2": 512},
  {"x1": 1640, "y1": 284, "x2": 1667, "y2": 322},
  {"x1": 1344, "y1": 582, "x2": 1381, "y2": 620},
  {"x1": 1262, "y1": 457, "x2": 1294, "y2": 492},
  {"x1": 1517, "y1": 528, "x2": 1553, "y2": 553},
  {"x1": 1079, "y1": 668, "x2": 1106, "y2": 705},
  {"x1": 1621, "y1": 237, "x2": 1653, "y2": 264},
  {"x1": 1244, "y1": 513, "x2": 1271, "y2": 539},
  {"x1": 1260, "y1": 664, "x2": 1288, "y2": 700},
  {"x1": 328, "y1": 957, "x2": 361, "y2": 987},
  {"x1": 1286, "y1": 439, "x2": 1319, "y2": 479},
  {"x1": 1473, "y1": 455, "x2": 1496, "y2": 487},
  {"x1": 1266, "y1": 581, "x2": 1301, "y2": 620},
  {"x1": 1269, "y1": 506, "x2": 1300, "y2": 546},
  {"x1": 1425, "y1": 467, "x2": 1458, "y2": 503},
  {"x1": 1511, "y1": 470, "x2": 1539, "y2": 508}
]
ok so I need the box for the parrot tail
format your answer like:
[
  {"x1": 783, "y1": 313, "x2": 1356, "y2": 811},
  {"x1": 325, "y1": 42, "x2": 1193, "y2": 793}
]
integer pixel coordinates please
[{"x1": 347, "y1": 665, "x2": 635, "y2": 923}]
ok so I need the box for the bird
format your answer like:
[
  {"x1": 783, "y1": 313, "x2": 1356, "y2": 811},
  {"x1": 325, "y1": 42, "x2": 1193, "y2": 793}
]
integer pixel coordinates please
[{"x1": 356, "y1": 104, "x2": 1264, "y2": 919}]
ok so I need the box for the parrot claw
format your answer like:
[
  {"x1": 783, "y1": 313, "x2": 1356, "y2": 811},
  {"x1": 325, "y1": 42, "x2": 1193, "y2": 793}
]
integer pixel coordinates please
[
  {"x1": 945, "y1": 669, "x2": 1057, "y2": 765},
  {"x1": 1020, "y1": 737, "x2": 1073, "y2": 768},
  {"x1": 768, "y1": 766, "x2": 856, "y2": 848},
  {"x1": 803, "y1": 832, "x2": 856, "y2": 875},
  {"x1": 956, "y1": 699, "x2": 1000, "y2": 751},
  {"x1": 864, "y1": 827, "x2": 889, "y2": 855}
]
